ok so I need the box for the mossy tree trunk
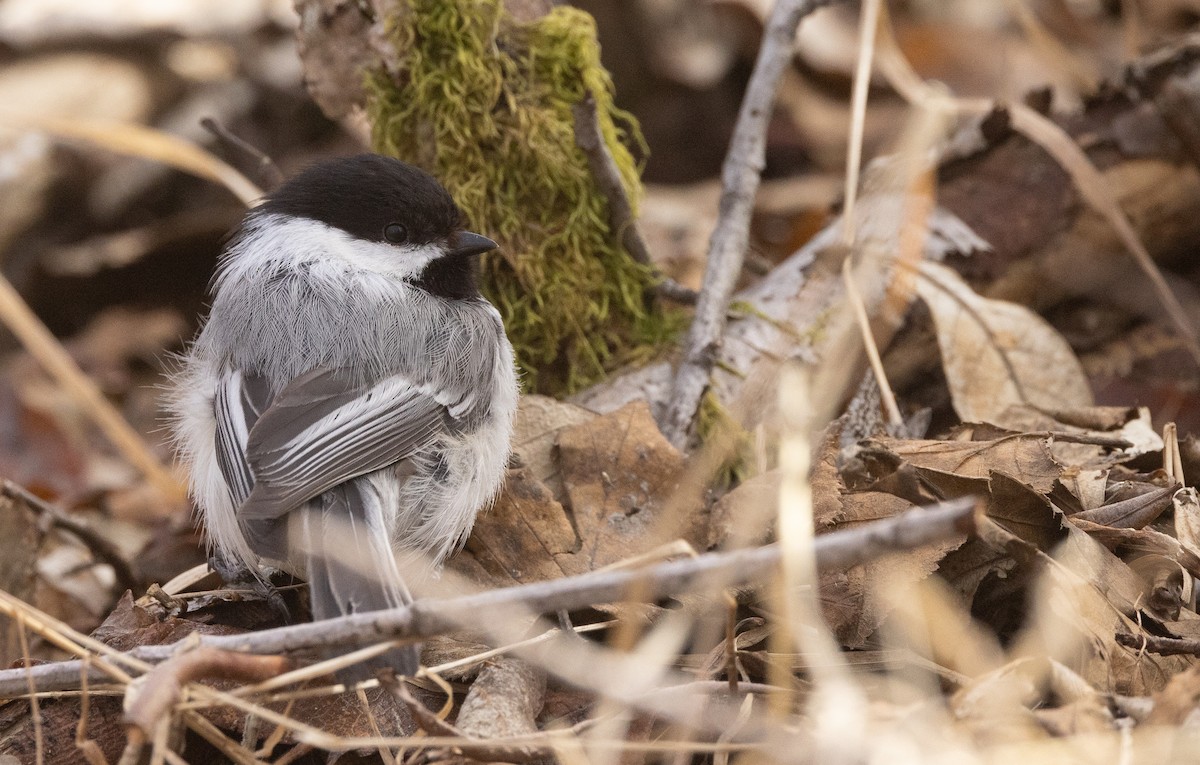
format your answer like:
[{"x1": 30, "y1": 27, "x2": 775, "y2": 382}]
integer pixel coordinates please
[{"x1": 296, "y1": 0, "x2": 680, "y2": 395}]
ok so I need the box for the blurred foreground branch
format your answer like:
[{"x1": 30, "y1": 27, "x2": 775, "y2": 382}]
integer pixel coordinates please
[{"x1": 0, "y1": 498, "x2": 976, "y2": 697}]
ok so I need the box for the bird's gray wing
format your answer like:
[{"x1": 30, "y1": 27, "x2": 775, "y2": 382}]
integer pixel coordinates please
[{"x1": 238, "y1": 366, "x2": 451, "y2": 521}]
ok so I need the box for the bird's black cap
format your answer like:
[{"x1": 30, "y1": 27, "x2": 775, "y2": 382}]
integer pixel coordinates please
[{"x1": 256, "y1": 154, "x2": 492, "y2": 300}]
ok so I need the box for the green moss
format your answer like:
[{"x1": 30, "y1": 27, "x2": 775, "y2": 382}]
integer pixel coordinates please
[{"x1": 365, "y1": 1, "x2": 675, "y2": 394}]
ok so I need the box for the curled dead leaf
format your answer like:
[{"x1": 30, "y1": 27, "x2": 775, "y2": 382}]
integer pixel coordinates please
[
  {"x1": 1071, "y1": 485, "x2": 1175, "y2": 529},
  {"x1": 915, "y1": 260, "x2": 1093, "y2": 428},
  {"x1": 1126, "y1": 554, "x2": 1186, "y2": 621}
]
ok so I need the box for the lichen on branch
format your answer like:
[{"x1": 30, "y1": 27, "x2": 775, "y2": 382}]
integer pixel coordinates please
[{"x1": 366, "y1": 0, "x2": 678, "y2": 394}]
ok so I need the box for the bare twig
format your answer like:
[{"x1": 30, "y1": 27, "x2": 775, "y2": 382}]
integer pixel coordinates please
[
  {"x1": 387, "y1": 677, "x2": 549, "y2": 764},
  {"x1": 724, "y1": 592, "x2": 739, "y2": 691},
  {"x1": 455, "y1": 658, "x2": 545, "y2": 739},
  {"x1": 660, "y1": 0, "x2": 841, "y2": 447},
  {"x1": 388, "y1": 676, "x2": 780, "y2": 764},
  {"x1": 571, "y1": 92, "x2": 700, "y2": 306},
  {"x1": 2, "y1": 480, "x2": 139, "y2": 593},
  {"x1": 573, "y1": 92, "x2": 651, "y2": 267},
  {"x1": 840, "y1": 0, "x2": 881, "y2": 245},
  {"x1": 656, "y1": 279, "x2": 701, "y2": 304},
  {"x1": 201, "y1": 117, "x2": 285, "y2": 191},
  {"x1": 1114, "y1": 632, "x2": 1200, "y2": 656},
  {"x1": 0, "y1": 498, "x2": 977, "y2": 697},
  {"x1": 15, "y1": 614, "x2": 45, "y2": 765},
  {"x1": 841, "y1": 257, "x2": 903, "y2": 429},
  {"x1": 124, "y1": 648, "x2": 292, "y2": 736},
  {"x1": 1007, "y1": 102, "x2": 1200, "y2": 368}
]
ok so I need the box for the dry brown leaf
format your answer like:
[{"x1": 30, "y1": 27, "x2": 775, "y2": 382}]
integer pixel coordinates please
[
  {"x1": 848, "y1": 437, "x2": 1071, "y2": 617},
  {"x1": 452, "y1": 468, "x2": 580, "y2": 589},
  {"x1": 1016, "y1": 525, "x2": 1196, "y2": 694},
  {"x1": 1033, "y1": 699, "x2": 1117, "y2": 737},
  {"x1": 1071, "y1": 486, "x2": 1175, "y2": 529},
  {"x1": 986, "y1": 471, "x2": 1066, "y2": 551},
  {"x1": 956, "y1": 656, "x2": 1116, "y2": 737},
  {"x1": 993, "y1": 406, "x2": 1162, "y2": 467},
  {"x1": 950, "y1": 656, "x2": 1053, "y2": 742},
  {"x1": 820, "y1": 491, "x2": 963, "y2": 648},
  {"x1": 512, "y1": 394, "x2": 597, "y2": 503},
  {"x1": 1069, "y1": 519, "x2": 1200, "y2": 584},
  {"x1": 1126, "y1": 554, "x2": 1186, "y2": 622},
  {"x1": 1145, "y1": 664, "x2": 1200, "y2": 725},
  {"x1": 1049, "y1": 406, "x2": 1144, "y2": 432},
  {"x1": 708, "y1": 469, "x2": 780, "y2": 549},
  {"x1": 1005, "y1": 101, "x2": 1200, "y2": 368},
  {"x1": 557, "y1": 401, "x2": 701, "y2": 572},
  {"x1": 954, "y1": 656, "x2": 1098, "y2": 717},
  {"x1": 819, "y1": 429, "x2": 968, "y2": 647},
  {"x1": 915, "y1": 260, "x2": 1093, "y2": 428},
  {"x1": 711, "y1": 424, "x2": 849, "y2": 549},
  {"x1": 863, "y1": 434, "x2": 1063, "y2": 494},
  {"x1": 1056, "y1": 468, "x2": 1109, "y2": 512},
  {"x1": 453, "y1": 401, "x2": 702, "y2": 591}
]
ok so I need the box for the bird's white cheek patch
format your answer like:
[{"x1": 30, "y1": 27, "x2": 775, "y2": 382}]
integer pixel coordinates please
[
  {"x1": 334, "y1": 239, "x2": 444, "y2": 281},
  {"x1": 228, "y1": 214, "x2": 444, "y2": 282}
]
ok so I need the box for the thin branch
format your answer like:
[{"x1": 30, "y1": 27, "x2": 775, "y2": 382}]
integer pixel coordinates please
[
  {"x1": 0, "y1": 113, "x2": 263, "y2": 206},
  {"x1": 124, "y1": 648, "x2": 292, "y2": 736},
  {"x1": 841, "y1": 257, "x2": 903, "y2": 429},
  {"x1": 0, "y1": 498, "x2": 977, "y2": 697},
  {"x1": 839, "y1": 0, "x2": 881, "y2": 245},
  {"x1": 571, "y1": 92, "x2": 700, "y2": 306},
  {"x1": 387, "y1": 676, "x2": 550, "y2": 764},
  {"x1": 2, "y1": 480, "x2": 139, "y2": 594},
  {"x1": 200, "y1": 117, "x2": 285, "y2": 191},
  {"x1": 573, "y1": 92, "x2": 651, "y2": 267},
  {"x1": 383, "y1": 678, "x2": 773, "y2": 764},
  {"x1": 1114, "y1": 632, "x2": 1200, "y2": 656},
  {"x1": 660, "y1": 0, "x2": 840, "y2": 447},
  {"x1": 656, "y1": 278, "x2": 701, "y2": 304}
]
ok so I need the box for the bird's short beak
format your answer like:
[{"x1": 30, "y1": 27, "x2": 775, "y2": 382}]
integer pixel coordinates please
[{"x1": 448, "y1": 231, "x2": 498, "y2": 258}]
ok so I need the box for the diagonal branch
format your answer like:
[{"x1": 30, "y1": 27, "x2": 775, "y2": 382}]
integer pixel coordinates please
[{"x1": 659, "y1": 0, "x2": 842, "y2": 447}]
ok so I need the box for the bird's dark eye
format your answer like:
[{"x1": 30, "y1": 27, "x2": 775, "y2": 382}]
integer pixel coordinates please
[{"x1": 383, "y1": 223, "x2": 409, "y2": 243}]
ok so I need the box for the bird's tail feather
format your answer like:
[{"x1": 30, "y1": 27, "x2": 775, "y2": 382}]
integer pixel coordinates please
[{"x1": 296, "y1": 481, "x2": 419, "y2": 681}]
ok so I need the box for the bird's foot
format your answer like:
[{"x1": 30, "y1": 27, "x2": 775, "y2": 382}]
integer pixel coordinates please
[{"x1": 208, "y1": 554, "x2": 292, "y2": 622}]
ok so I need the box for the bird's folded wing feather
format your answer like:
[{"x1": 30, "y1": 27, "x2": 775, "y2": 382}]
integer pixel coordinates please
[
  {"x1": 213, "y1": 369, "x2": 272, "y2": 507},
  {"x1": 214, "y1": 366, "x2": 451, "y2": 521}
]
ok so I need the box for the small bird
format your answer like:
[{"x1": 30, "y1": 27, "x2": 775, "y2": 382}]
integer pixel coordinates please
[{"x1": 169, "y1": 154, "x2": 519, "y2": 678}]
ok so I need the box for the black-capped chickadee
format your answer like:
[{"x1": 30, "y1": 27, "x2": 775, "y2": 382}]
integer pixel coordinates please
[{"x1": 170, "y1": 154, "x2": 519, "y2": 677}]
